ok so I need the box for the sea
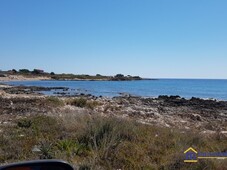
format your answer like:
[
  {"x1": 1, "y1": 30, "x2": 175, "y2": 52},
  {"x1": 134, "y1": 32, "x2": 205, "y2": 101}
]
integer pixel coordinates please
[{"x1": 4, "y1": 79, "x2": 227, "y2": 100}]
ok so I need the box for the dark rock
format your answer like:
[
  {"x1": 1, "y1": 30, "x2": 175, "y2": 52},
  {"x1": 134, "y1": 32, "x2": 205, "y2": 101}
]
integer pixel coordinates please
[{"x1": 0, "y1": 74, "x2": 6, "y2": 77}]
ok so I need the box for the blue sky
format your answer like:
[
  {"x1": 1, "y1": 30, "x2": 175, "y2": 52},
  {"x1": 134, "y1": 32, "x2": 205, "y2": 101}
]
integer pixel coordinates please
[{"x1": 0, "y1": 0, "x2": 227, "y2": 78}]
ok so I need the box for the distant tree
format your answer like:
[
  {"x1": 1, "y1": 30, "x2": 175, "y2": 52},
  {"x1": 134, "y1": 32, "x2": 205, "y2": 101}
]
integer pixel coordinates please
[
  {"x1": 12, "y1": 69, "x2": 17, "y2": 73},
  {"x1": 32, "y1": 69, "x2": 40, "y2": 74},
  {"x1": 96, "y1": 74, "x2": 102, "y2": 77},
  {"x1": 132, "y1": 76, "x2": 142, "y2": 80},
  {"x1": 32, "y1": 69, "x2": 39, "y2": 74},
  {"x1": 50, "y1": 72, "x2": 55, "y2": 75},
  {"x1": 19, "y1": 69, "x2": 30, "y2": 74},
  {"x1": 115, "y1": 74, "x2": 124, "y2": 78},
  {"x1": 32, "y1": 69, "x2": 44, "y2": 74}
]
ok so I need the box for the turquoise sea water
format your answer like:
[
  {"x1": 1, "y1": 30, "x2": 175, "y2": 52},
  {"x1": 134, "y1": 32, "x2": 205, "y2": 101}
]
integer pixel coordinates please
[{"x1": 4, "y1": 79, "x2": 227, "y2": 100}]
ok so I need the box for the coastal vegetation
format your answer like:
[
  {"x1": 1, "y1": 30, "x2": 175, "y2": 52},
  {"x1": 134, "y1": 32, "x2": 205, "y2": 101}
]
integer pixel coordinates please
[
  {"x1": 0, "y1": 69, "x2": 144, "y2": 81},
  {"x1": 0, "y1": 114, "x2": 226, "y2": 169},
  {"x1": 66, "y1": 98, "x2": 100, "y2": 110}
]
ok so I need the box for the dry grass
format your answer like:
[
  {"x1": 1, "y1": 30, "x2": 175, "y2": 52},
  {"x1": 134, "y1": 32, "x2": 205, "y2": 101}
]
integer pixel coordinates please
[{"x1": 0, "y1": 114, "x2": 226, "y2": 169}]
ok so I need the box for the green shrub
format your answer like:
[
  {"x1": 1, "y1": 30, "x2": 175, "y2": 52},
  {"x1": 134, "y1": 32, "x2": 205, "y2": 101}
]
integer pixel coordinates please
[
  {"x1": 39, "y1": 141, "x2": 54, "y2": 159},
  {"x1": 46, "y1": 96, "x2": 64, "y2": 107},
  {"x1": 31, "y1": 115, "x2": 62, "y2": 140},
  {"x1": 19, "y1": 69, "x2": 30, "y2": 74},
  {"x1": 69, "y1": 98, "x2": 87, "y2": 108},
  {"x1": 67, "y1": 98, "x2": 99, "y2": 110},
  {"x1": 56, "y1": 139, "x2": 89, "y2": 158},
  {"x1": 17, "y1": 119, "x2": 32, "y2": 128}
]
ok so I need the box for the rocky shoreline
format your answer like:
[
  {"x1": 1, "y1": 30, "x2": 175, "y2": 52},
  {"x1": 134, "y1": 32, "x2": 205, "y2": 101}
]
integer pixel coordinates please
[
  {"x1": 0, "y1": 84, "x2": 226, "y2": 135},
  {"x1": 1, "y1": 83, "x2": 227, "y2": 169}
]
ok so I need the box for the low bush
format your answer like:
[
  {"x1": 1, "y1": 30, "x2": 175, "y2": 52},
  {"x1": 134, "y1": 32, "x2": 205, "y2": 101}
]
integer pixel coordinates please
[
  {"x1": 46, "y1": 96, "x2": 64, "y2": 107},
  {"x1": 17, "y1": 119, "x2": 32, "y2": 128},
  {"x1": 69, "y1": 98, "x2": 87, "y2": 108},
  {"x1": 67, "y1": 98, "x2": 100, "y2": 110}
]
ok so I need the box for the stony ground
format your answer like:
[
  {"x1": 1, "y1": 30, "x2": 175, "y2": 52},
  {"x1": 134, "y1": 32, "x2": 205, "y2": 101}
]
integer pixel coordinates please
[{"x1": 0, "y1": 85, "x2": 227, "y2": 134}]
